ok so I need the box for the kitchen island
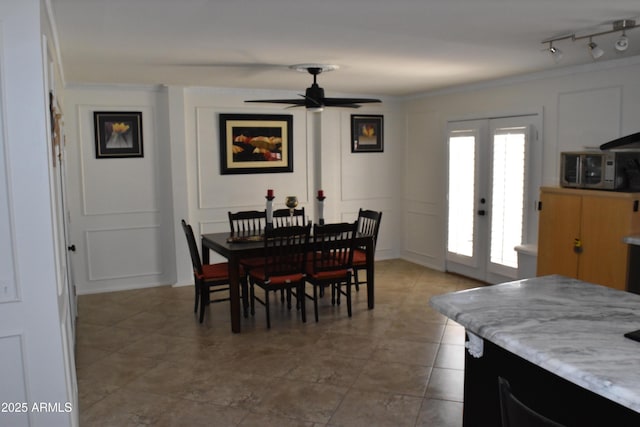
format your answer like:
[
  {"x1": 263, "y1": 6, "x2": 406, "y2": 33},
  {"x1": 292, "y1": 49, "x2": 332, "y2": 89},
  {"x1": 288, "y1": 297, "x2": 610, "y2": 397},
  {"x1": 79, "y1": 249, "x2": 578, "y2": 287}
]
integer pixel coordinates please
[{"x1": 430, "y1": 275, "x2": 640, "y2": 426}]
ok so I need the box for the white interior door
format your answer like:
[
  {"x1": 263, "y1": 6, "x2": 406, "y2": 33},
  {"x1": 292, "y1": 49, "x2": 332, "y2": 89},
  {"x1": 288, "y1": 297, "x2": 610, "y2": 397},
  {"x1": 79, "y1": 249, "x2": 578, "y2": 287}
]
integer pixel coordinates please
[{"x1": 446, "y1": 115, "x2": 538, "y2": 283}]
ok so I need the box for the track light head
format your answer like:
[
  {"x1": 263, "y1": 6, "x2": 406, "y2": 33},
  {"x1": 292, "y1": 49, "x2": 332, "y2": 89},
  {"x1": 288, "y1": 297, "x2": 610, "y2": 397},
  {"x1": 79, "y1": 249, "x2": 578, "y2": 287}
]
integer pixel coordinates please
[
  {"x1": 615, "y1": 31, "x2": 629, "y2": 52},
  {"x1": 548, "y1": 43, "x2": 563, "y2": 62},
  {"x1": 588, "y1": 39, "x2": 604, "y2": 59}
]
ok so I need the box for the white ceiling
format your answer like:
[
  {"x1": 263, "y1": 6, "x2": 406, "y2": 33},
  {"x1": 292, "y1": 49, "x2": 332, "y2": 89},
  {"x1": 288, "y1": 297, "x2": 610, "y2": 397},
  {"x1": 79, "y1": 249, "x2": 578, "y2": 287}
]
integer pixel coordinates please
[{"x1": 50, "y1": 0, "x2": 640, "y2": 97}]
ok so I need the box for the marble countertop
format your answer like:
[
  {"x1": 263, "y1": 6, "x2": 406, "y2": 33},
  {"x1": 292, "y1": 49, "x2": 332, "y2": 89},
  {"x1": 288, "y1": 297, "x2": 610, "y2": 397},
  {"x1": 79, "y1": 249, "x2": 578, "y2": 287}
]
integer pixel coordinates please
[{"x1": 430, "y1": 275, "x2": 640, "y2": 413}]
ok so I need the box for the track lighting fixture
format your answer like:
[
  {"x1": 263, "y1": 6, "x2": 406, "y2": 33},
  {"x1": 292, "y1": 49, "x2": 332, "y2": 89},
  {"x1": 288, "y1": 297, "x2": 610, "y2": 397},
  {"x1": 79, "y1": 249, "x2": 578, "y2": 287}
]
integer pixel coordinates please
[
  {"x1": 542, "y1": 18, "x2": 637, "y2": 62},
  {"x1": 588, "y1": 38, "x2": 604, "y2": 59}
]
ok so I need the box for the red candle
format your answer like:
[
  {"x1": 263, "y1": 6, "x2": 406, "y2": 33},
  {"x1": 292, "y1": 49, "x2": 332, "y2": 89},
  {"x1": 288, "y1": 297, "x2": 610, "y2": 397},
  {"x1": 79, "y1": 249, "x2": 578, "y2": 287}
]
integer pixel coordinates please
[
  {"x1": 318, "y1": 189, "x2": 324, "y2": 198},
  {"x1": 267, "y1": 189, "x2": 274, "y2": 197}
]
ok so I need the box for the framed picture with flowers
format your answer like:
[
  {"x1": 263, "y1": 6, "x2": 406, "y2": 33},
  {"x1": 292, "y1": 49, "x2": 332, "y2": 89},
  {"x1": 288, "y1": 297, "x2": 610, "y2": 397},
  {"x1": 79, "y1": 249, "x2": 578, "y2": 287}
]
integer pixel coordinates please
[
  {"x1": 93, "y1": 111, "x2": 143, "y2": 158},
  {"x1": 351, "y1": 114, "x2": 383, "y2": 153},
  {"x1": 219, "y1": 113, "x2": 293, "y2": 174}
]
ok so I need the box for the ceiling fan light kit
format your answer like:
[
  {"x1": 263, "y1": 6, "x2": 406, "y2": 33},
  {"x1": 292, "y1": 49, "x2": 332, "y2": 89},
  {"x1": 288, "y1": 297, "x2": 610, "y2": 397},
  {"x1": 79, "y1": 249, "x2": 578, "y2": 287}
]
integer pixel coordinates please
[
  {"x1": 542, "y1": 18, "x2": 638, "y2": 61},
  {"x1": 245, "y1": 64, "x2": 381, "y2": 111}
]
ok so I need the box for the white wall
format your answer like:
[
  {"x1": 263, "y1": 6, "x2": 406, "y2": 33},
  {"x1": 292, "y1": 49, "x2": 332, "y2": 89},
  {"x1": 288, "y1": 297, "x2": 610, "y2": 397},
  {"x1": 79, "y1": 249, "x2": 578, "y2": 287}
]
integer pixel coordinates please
[
  {"x1": 64, "y1": 85, "x2": 401, "y2": 293},
  {"x1": 0, "y1": 1, "x2": 76, "y2": 425},
  {"x1": 402, "y1": 56, "x2": 640, "y2": 270}
]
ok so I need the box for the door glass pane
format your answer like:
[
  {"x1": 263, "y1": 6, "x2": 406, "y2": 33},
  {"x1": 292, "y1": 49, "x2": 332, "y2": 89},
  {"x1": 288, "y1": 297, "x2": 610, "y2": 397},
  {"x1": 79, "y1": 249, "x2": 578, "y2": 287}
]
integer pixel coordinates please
[
  {"x1": 448, "y1": 134, "x2": 476, "y2": 257},
  {"x1": 490, "y1": 129, "x2": 525, "y2": 268}
]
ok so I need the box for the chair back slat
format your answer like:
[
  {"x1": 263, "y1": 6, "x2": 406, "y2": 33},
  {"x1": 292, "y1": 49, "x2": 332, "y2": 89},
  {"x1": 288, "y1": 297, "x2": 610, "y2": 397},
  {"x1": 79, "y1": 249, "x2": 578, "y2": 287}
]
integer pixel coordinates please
[
  {"x1": 228, "y1": 210, "x2": 267, "y2": 234},
  {"x1": 272, "y1": 207, "x2": 306, "y2": 227},
  {"x1": 181, "y1": 219, "x2": 203, "y2": 275},
  {"x1": 263, "y1": 224, "x2": 311, "y2": 279},
  {"x1": 311, "y1": 222, "x2": 358, "y2": 273}
]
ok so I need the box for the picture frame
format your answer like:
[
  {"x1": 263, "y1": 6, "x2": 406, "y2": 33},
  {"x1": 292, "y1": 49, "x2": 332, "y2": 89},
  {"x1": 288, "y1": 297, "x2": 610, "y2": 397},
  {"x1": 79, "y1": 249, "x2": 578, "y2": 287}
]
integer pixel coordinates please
[
  {"x1": 351, "y1": 114, "x2": 384, "y2": 153},
  {"x1": 219, "y1": 113, "x2": 293, "y2": 174},
  {"x1": 93, "y1": 111, "x2": 143, "y2": 159}
]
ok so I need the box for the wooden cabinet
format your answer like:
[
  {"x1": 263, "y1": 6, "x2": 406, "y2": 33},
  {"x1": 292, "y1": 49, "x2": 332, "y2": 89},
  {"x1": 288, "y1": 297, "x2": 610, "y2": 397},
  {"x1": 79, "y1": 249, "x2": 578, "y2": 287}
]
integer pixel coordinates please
[{"x1": 537, "y1": 187, "x2": 640, "y2": 290}]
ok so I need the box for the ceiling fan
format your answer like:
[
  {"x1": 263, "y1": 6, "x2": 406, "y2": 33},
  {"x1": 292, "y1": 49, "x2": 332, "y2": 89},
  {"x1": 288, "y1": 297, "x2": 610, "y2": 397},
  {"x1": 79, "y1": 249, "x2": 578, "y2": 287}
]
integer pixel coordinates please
[{"x1": 245, "y1": 64, "x2": 381, "y2": 111}]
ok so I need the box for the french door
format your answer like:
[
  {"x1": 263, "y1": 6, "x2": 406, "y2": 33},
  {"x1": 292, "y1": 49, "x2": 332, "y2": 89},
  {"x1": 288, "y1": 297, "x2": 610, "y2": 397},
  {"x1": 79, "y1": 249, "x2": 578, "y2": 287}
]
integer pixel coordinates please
[{"x1": 446, "y1": 115, "x2": 538, "y2": 283}]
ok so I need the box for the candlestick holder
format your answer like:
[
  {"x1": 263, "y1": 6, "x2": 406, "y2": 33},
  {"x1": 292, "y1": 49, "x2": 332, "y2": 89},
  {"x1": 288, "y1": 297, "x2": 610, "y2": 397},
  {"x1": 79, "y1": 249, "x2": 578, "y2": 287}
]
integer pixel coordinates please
[
  {"x1": 266, "y1": 194, "x2": 275, "y2": 229},
  {"x1": 316, "y1": 194, "x2": 326, "y2": 225}
]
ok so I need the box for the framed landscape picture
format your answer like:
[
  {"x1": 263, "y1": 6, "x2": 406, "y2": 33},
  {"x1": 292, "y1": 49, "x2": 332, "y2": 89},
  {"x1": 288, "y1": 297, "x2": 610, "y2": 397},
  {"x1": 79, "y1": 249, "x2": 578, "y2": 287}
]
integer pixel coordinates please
[
  {"x1": 94, "y1": 111, "x2": 143, "y2": 159},
  {"x1": 351, "y1": 114, "x2": 383, "y2": 153},
  {"x1": 219, "y1": 113, "x2": 293, "y2": 174}
]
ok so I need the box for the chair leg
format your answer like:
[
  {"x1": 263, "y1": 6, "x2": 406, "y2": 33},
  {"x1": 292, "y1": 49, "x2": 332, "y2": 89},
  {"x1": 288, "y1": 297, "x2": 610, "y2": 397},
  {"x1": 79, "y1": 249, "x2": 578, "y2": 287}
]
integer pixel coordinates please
[
  {"x1": 331, "y1": 284, "x2": 336, "y2": 305},
  {"x1": 198, "y1": 283, "x2": 207, "y2": 323},
  {"x1": 354, "y1": 269, "x2": 360, "y2": 292},
  {"x1": 194, "y1": 284, "x2": 199, "y2": 313},
  {"x1": 265, "y1": 289, "x2": 271, "y2": 329},
  {"x1": 286, "y1": 288, "x2": 292, "y2": 310},
  {"x1": 299, "y1": 282, "x2": 306, "y2": 323},
  {"x1": 241, "y1": 278, "x2": 249, "y2": 318},
  {"x1": 313, "y1": 285, "x2": 319, "y2": 322},
  {"x1": 346, "y1": 280, "x2": 352, "y2": 317},
  {"x1": 250, "y1": 282, "x2": 256, "y2": 316}
]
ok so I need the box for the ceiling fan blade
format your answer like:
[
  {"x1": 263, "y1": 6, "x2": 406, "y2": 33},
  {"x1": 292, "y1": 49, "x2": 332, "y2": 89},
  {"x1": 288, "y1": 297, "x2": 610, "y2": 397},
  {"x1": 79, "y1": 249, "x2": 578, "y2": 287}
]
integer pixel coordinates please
[
  {"x1": 327, "y1": 103, "x2": 362, "y2": 108},
  {"x1": 323, "y1": 97, "x2": 381, "y2": 106},
  {"x1": 245, "y1": 99, "x2": 307, "y2": 106}
]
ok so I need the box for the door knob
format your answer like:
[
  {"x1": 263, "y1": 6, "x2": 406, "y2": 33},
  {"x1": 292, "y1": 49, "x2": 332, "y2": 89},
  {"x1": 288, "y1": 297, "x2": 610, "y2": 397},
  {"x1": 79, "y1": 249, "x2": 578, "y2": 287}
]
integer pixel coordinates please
[{"x1": 67, "y1": 244, "x2": 76, "y2": 252}]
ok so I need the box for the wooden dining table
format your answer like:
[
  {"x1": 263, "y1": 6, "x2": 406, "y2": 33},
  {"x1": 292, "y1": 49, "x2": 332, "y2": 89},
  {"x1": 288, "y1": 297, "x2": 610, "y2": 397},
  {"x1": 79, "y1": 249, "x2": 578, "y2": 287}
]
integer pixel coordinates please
[{"x1": 201, "y1": 231, "x2": 376, "y2": 333}]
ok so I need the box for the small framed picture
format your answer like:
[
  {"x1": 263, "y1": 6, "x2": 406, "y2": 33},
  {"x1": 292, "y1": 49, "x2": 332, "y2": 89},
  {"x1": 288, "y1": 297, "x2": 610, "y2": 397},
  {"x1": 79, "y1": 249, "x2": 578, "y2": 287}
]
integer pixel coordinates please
[
  {"x1": 94, "y1": 111, "x2": 143, "y2": 159},
  {"x1": 351, "y1": 114, "x2": 383, "y2": 153}
]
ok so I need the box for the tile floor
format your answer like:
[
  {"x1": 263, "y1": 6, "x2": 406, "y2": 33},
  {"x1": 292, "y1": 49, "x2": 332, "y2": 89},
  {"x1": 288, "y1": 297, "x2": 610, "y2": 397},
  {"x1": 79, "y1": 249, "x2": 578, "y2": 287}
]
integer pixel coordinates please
[{"x1": 76, "y1": 259, "x2": 483, "y2": 426}]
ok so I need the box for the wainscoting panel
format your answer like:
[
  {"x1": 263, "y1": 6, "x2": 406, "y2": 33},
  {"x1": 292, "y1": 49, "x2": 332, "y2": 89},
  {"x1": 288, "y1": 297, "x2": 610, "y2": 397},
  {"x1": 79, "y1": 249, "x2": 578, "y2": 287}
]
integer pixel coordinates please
[
  {"x1": 86, "y1": 226, "x2": 163, "y2": 281},
  {"x1": 557, "y1": 86, "x2": 621, "y2": 152},
  {"x1": 0, "y1": 334, "x2": 28, "y2": 427},
  {"x1": 403, "y1": 202, "x2": 445, "y2": 269},
  {"x1": 0, "y1": 58, "x2": 17, "y2": 303},
  {"x1": 77, "y1": 105, "x2": 158, "y2": 216},
  {"x1": 195, "y1": 107, "x2": 309, "y2": 211}
]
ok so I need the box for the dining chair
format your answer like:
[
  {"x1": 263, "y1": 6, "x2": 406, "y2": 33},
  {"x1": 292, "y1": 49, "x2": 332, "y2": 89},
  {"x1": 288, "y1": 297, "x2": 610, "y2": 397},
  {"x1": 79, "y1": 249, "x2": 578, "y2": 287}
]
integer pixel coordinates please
[
  {"x1": 498, "y1": 376, "x2": 565, "y2": 427},
  {"x1": 271, "y1": 207, "x2": 307, "y2": 301},
  {"x1": 304, "y1": 221, "x2": 358, "y2": 322},
  {"x1": 353, "y1": 209, "x2": 382, "y2": 291},
  {"x1": 248, "y1": 224, "x2": 311, "y2": 328},
  {"x1": 227, "y1": 209, "x2": 268, "y2": 278},
  {"x1": 181, "y1": 219, "x2": 248, "y2": 323},
  {"x1": 273, "y1": 207, "x2": 306, "y2": 227}
]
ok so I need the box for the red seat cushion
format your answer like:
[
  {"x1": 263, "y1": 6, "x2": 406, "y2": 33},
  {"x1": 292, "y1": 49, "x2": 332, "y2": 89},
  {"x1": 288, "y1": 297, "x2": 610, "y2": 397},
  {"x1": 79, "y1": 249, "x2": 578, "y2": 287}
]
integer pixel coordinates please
[
  {"x1": 249, "y1": 268, "x2": 304, "y2": 286},
  {"x1": 198, "y1": 263, "x2": 230, "y2": 281},
  {"x1": 352, "y1": 249, "x2": 367, "y2": 266},
  {"x1": 197, "y1": 263, "x2": 244, "y2": 281},
  {"x1": 305, "y1": 266, "x2": 350, "y2": 281}
]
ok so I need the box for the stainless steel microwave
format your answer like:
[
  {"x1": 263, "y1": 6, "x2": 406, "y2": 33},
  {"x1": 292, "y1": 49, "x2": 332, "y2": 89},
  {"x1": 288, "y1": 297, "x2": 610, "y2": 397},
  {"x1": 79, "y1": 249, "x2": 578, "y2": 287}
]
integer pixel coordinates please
[{"x1": 560, "y1": 151, "x2": 640, "y2": 191}]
